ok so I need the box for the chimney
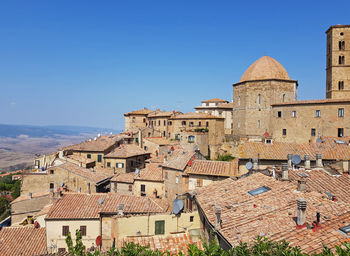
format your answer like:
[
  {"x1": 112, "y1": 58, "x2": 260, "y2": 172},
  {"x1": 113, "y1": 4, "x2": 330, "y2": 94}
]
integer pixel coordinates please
[
  {"x1": 296, "y1": 198, "x2": 307, "y2": 228},
  {"x1": 304, "y1": 154, "x2": 311, "y2": 169},
  {"x1": 252, "y1": 158, "x2": 258, "y2": 170},
  {"x1": 163, "y1": 156, "x2": 167, "y2": 163},
  {"x1": 214, "y1": 205, "x2": 222, "y2": 229},
  {"x1": 58, "y1": 150, "x2": 64, "y2": 159},
  {"x1": 316, "y1": 154, "x2": 323, "y2": 168},
  {"x1": 297, "y1": 180, "x2": 306, "y2": 192},
  {"x1": 287, "y1": 154, "x2": 293, "y2": 169},
  {"x1": 282, "y1": 163, "x2": 289, "y2": 181},
  {"x1": 118, "y1": 204, "x2": 124, "y2": 215}
]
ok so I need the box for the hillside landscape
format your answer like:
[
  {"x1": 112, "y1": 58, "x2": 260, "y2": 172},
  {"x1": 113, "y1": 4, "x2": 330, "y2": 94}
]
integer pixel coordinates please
[{"x1": 0, "y1": 124, "x2": 119, "y2": 172}]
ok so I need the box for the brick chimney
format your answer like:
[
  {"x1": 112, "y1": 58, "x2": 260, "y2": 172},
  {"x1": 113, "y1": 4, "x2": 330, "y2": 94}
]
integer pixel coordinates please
[
  {"x1": 252, "y1": 158, "x2": 258, "y2": 170},
  {"x1": 213, "y1": 205, "x2": 222, "y2": 229},
  {"x1": 297, "y1": 180, "x2": 306, "y2": 192},
  {"x1": 118, "y1": 204, "x2": 124, "y2": 215},
  {"x1": 282, "y1": 163, "x2": 289, "y2": 181},
  {"x1": 304, "y1": 154, "x2": 311, "y2": 169},
  {"x1": 287, "y1": 154, "x2": 293, "y2": 169},
  {"x1": 316, "y1": 154, "x2": 323, "y2": 168},
  {"x1": 296, "y1": 198, "x2": 307, "y2": 228}
]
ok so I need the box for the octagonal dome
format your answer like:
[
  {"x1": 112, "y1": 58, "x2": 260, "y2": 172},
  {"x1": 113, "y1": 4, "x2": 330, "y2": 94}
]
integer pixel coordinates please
[{"x1": 239, "y1": 56, "x2": 290, "y2": 82}]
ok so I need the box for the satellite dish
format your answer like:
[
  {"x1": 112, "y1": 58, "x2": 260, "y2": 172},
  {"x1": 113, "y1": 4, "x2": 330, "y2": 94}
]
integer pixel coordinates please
[
  {"x1": 135, "y1": 169, "x2": 140, "y2": 175},
  {"x1": 194, "y1": 145, "x2": 199, "y2": 151},
  {"x1": 316, "y1": 138, "x2": 322, "y2": 143},
  {"x1": 292, "y1": 155, "x2": 301, "y2": 165},
  {"x1": 172, "y1": 199, "x2": 184, "y2": 215},
  {"x1": 246, "y1": 162, "x2": 253, "y2": 170}
]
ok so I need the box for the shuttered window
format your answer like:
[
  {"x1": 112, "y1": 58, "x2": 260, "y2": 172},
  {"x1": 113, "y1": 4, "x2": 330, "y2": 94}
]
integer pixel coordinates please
[
  {"x1": 62, "y1": 226, "x2": 69, "y2": 236},
  {"x1": 80, "y1": 226, "x2": 87, "y2": 236},
  {"x1": 155, "y1": 220, "x2": 165, "y2": 235}
]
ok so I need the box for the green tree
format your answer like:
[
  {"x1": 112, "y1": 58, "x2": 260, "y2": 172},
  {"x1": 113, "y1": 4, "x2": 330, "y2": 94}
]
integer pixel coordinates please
[
  {"x1": 216, "y1": 154, "x2": 235, "y2": 162},
  {"x1": 66, "y1": 230, "x2": 86, "y2": 256}
]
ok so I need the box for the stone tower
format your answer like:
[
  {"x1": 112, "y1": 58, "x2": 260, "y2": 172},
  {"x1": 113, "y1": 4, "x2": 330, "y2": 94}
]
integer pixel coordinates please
[
  {"x1": 232, "y1": 56, "x2": 298, "y2": 138},
  {"x1": 326, "y1": 25, "x2": 350, "y2": 99}
]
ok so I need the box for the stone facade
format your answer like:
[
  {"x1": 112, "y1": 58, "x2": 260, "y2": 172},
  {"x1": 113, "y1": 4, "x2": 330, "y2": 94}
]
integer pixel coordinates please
[
  {"x1": 326, "y1": 25, "x2": 350, "y2": 99},
  {"x1": 271, "y1": 100, "x2": 350, "y2": 143}
]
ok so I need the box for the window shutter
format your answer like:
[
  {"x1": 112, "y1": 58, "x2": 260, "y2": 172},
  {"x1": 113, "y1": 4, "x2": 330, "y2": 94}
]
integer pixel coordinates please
[
  {"x1": 80, "y1": 226, "x2": 87, "y2": 236},
  {"x1": 62, "y1": 226, "x2": 69, "y2": 236}
]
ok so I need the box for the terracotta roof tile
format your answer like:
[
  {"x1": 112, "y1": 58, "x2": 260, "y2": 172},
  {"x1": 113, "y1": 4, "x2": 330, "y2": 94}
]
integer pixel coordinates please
[
  {"x1": 147, "y1": 111, "x2": 182, "y2": 118},
  {"x1": 124, "y1": 109, "x2": 154, "y2": 116},
  {"x1": 170, "y1": 112, "x2": 224, "y2": 120},
  {"x1": 144, "y1": 137, "x2": 179, "y2": 146},
  {"x1": 117, "y1": 232, "x2": 202, "y2": 255},
  {"x1": 185, "y1": 159, "x2": 239, "y2": 177},
  {"x1": 61, "y1": 135, "x2": 120, "y2": 152},
  {"x1": 201, "y1": 98, "x2": 229, "y2": 103},
  {"x1": 56, "y1": 162, "x2": 112, "y2": 184},
  {"x1": 111, "y1": 172, "x2": 135, "y2": 183},
  {"x1": 135, "y1": 163, "x2": 163, "y2": 182},
  {"x1": 46, "y1": 193, "x2": 169, "y2": 219},
  {"x1": 105, "y1": 144, "x2": 149, "y2": 158},
  {"x1": 11, "y1": 191, "x2": 50, "y2": 204},
  {"x1": 66, "y1": 154, "x2": 95, "y2": 165},
  {"x1": 0, "y1": 227, "x2": 47, "y2": 256},
  {"x1": 162, "y1": 149, "x2": 197, "y2": 171},
  {"x1": 238, "y1": 137, "x2": 350, "y2": 161},
  {"x1": 193, "y1": 172, "x2": 350, "y2": 253}
]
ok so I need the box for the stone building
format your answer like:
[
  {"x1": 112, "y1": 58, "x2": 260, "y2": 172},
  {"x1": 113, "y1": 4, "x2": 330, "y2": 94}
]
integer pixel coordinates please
[
  {"x1": 124, "y1": 108, "x2": 154, "y2": 130},
  {"x1": 232, "y1": 56, "x2": 298, "y2": 139},
  {"x1": 147, "y1": 110, "x2": 182, "y2": 138},
  {"x1": 326, "y1": 25, "x2": 350, "y2": 99},
  {"x1": 195, "y1": 98, "x2": 234, "y2": 135}
]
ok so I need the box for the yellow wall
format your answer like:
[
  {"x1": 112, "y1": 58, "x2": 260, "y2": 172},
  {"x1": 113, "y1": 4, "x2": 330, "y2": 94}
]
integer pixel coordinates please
[
  {"x1": 46, "y1": 219, "x2": 100, "y2": 254},
  {"x1": 133, "y1": 180, "x2": 164, "y2": 198}
]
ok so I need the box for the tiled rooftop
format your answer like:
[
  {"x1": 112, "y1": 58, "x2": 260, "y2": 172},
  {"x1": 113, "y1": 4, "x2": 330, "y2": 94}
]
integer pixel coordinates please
[
  {"x1": 238, "y1": 137, "x2": 350, "y2": 161},
  {"x1": 170, "y1": 112, "x2": 224, "y2": 120},
  {"x1": 147, "y1": 111, "x2": 182, "y2": 118},
  {"x1": 105, "y1": 144, "x2": 149, "y2": 158},
  {"x1": 135, "y1": 163, "x2": 163, "y2": 182},
  {"x1": 117, "y1": 232, "x2": 203, "y2": 255},
  {"x1": 201, "y1": 98, "x2": 229, "y2": 103},
  {"x1": 11, "y1": 191, "x2": 51, "y2": 204},
  {"x1": 111, "y1": 172, "x2": 135, "y2": 183},
  {"x1": 272, "y1": 98, "x2": 350, "y2": 106},
  {"x1": 46, "y1": 193, "x2": 169, "y2": 219},
  {"x1": 162, "y1": 149, "x2": 197, "y2": 171},
  {"x1": 124, "y1": 109, "x2": 154, "y2": 116},
  {"x1": 57, "y1": 162, "x2": 112, "y2": 184},
  {"x1": 0, "y1": 227, "x2": 47, "y2": 256},
  {"x1": 185, "y1": 159, "x2": 239, "y2": 177},
  {"x1": 193, "y1": 172, "x2": 350, "y2": 253},
  {"x1": 61, "y1": 135, "x2": 119, "y2": 152},
  {"x1": 66, "y1": 154, "x2": 95, "y2": 164}
]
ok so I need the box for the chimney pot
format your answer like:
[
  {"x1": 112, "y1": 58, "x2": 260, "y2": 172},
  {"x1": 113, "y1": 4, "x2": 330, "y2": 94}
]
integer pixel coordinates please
[
  {"x1": 316, "y1": 154, "x2": 323, "y2": 168},
  {"x1": 252, "y1": 158, "x2": 258, "y2": 170},
  {"x1": 213, "y1": 205, "x2": 222, "y2": 229},
  {"x1": 287, "y1": 154, "x2": 293, "y2": 168},
  {"x1": 296, "y1": 198, "x2": 307, "y2": 227},
  {"x1": 282, "y1": 163, "x2": 289, "y2": 181},
  {"x1": 297, "y1": 180, "x2": 307, "y2": 192},
  {"x1": 304, "y1": 154, "x2": 311, "y2": 169}
]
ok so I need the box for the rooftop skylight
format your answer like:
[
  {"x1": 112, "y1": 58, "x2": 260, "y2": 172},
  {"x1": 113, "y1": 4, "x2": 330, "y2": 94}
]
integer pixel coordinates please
[
  {"x1": 339, "y1": 225, "x2": 350, "y2": 235},
  {"x1": 248, "y1": 186, "x2": 271, "y2": 196}
]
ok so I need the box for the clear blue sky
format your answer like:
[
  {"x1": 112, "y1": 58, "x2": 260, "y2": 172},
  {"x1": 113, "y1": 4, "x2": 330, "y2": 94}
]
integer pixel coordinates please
[{"x1": 0, "y1": 0, "x2": 349, "y2": 130}]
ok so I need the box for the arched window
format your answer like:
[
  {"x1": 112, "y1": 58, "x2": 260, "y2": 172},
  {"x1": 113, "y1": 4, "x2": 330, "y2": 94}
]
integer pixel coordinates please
[
  {"x1": 339, "y1": 41, "x2": 345, "y2": 51},
  {"x1": 339, "y1": 81, "x2": 344, "y2": 90},
  {"x1": 282, "y1": 94, "x2": 286, "y2": 103},
  {"x1": 339, "y1": 56, "x2": 345, "y2": 65},
  {"x1": 258, "y1": 94, "x2": 261, "y2": 105}
]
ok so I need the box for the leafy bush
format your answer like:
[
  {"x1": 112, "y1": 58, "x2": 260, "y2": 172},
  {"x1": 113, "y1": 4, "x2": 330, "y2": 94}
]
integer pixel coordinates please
[{"x1": 216, "y1": 154, "x2": 235, "y2": 162}]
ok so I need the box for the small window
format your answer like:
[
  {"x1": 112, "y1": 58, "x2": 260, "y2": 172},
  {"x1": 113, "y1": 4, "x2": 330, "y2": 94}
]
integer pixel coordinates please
[
  {"x1": 87, "y1": 154, "x2": 91, "y2": 159},
  {"x1": 339, "y1": 81, "x2": 344, "y2": 90},
  {"x1": 164, "y1": 171, "x2": 168, "y2": 179},
  {"x1": 182, "y1": 121, "x2": 186, "y2": 126},
  {"x1": 338, "y1": 128, "x2": 344, "y2": 137},
  {"x1": 164, "y1": 120, "x2": 166, "y2": 126},
  {"x1": 339, "y1": 41, "x2": 345, "y2": 51},
  {"x1": 282, "y1": 94, "x2": 286, "y2": 102},
  {"x1": 128, "y1": 185, "x2": 132, "y2": 192},
  {"x1": 206, "y1": 122, "x2": 209, "y2": 127},
  {"x1": 282, "y1": 129, "x2": 287, "y2": 136},
  {"x1": 265, "y1": 139, "x2": 272, "y2": 144},
  {"x1": 97, "y1": 155, "x2": 102, "y2": 163},
  {"x1": 340, "y1": 32, "x2": 344, "y2": 36},
  {"x1": 315, "y1": 110, "x2": 321, "y2": 117},
  {"x1": 196, "y1": 179, "x2": 203, "y2": 187},
  {"x1": 190, "y1": 216, "x2": 194, "y2": 222},
  {"x1": 143, "y1": 118, "x2": 146, "y2": 123},
  {"x1": 292, "y1": 111, "x2": 297, "y2": 118},
  {"x1": 198, "y1": 121, "x2": 201, "y2": 126},
  {"x1": 107, "y1": 162, "x2": 111, "y2": 167},
  {"x1": 338, "y1": 108, "x2": 344, "y2": 117},
  {"x1": 168, "y1": 121, "x2": 172, "y2": 126},
  {"x1": 277, "y1": 111, "x2": 282, "y2": 118},
  {"x1": 258, "y1": 94, "x2": 261, "y2": 105},
  {"x1": 117, "y1": 163, "x2": 124, "y2": 168},
  {"x1": 311, "y1": 129, "x2": 316, "y2": 137},
  {"x1": 158, "y1": 120, "x2": 161, "y2": 126},
  {"x1": 257, "y1": 120, "x2": 261, "y2": 128},
  {"x1": 339, "y1": 56, "x2": 345, "y2": 65},
  {"x1": 248, "y1": 186, "x2": 271, "y2": 196},
  {"x1": 189, "y1": 122, "x2": 194, "y2": 127},
  {"x1": 339, "y1": 225, "x2": 350, "y2": 235},
  {"x1": 62, "y1": 226, "x2": 69, "y2": 236},
  {"x1": 188, "y1": 135, "x2": 195, "y2": 142},
  {"x1": 141, "y1": 184, "x2": 146, "y2": 196},
  {"x1": 155, "y1": 220, "x2": 165, "y2": 235},
  {"x1": 80, "y1": 226, "x2": 87, "y2": 236},
  {"x1": 50, "y1": 170, "x2": 54, "y2": 175},
  {"x1": 175, "y1": 176, "x2": 179, "y2": 184},
  {"x1": 49, "y1": 183, "x2": 54, "y2": 192}
]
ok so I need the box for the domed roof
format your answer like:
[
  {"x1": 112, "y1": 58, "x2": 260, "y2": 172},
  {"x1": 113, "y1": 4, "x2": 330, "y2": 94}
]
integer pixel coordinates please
[{"x1": 239, "y1": 56, "x2": 290, "y2": 82}]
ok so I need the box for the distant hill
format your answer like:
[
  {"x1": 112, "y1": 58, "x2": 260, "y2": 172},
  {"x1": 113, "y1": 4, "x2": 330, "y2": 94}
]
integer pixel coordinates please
[{"x1": 0, "y1": 124, "x2": 120, "y2": 138}]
